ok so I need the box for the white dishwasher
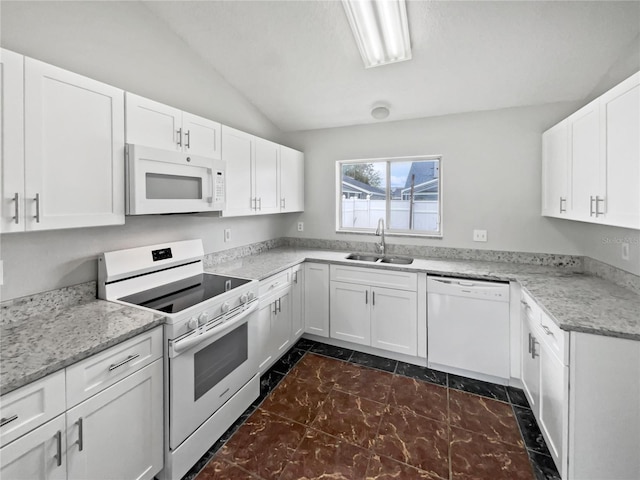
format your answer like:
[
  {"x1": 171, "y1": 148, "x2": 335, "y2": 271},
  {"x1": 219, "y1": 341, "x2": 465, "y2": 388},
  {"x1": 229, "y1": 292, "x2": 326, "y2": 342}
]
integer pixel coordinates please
[{"x1": 427, "y1": 276, "x2": 510, "y2": 383}]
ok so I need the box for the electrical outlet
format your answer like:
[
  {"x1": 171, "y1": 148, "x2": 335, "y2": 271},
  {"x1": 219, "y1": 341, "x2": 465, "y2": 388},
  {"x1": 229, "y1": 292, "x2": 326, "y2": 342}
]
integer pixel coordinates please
[
  {"x1": 224, "y1": 228, "x2": 231, "y2": 243},
  {"x1": 622, "y1": 242, "x2": 630, "y2": 261},
  {"x1": 297, "y1": 222, "x2": 304, "y2": 232},
  {"x1": 473, "y1": 229, "x2": 488, "y2": 242}
]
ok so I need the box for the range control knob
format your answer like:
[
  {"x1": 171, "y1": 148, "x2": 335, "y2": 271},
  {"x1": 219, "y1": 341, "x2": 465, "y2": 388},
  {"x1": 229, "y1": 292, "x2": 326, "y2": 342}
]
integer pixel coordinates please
[
  {"x1": 240, "y1": 293, "x2": 248, "y2": 304},
  {"x1": 187, "y1": 318, "x2": 198, "y2": 331},
  {"x1": 248, "y1": 291, "x2": 255, "y2": 301},
  {"x1": 198, "y1": 312, "x2": 208, "y2": 326},
  {"x1": 221, "y1": 302, "x2": 230, "y2": 313}
]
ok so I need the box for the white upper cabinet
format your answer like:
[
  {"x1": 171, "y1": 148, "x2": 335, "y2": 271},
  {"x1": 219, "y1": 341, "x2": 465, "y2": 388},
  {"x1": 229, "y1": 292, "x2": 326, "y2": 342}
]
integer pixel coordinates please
[
  {"x1": 568, "y1": 102, "x2": 601, "y2": 220},
  {"x1": 280, "y1": 145, "x2": 304, "y2": 213},
  {"x1": 253, "y1": 137, "x2": 280, "y2": 214},
  {"x1": 125, "y1": 93, "x2": 221, "y2": 159},
  {"x1": 542, "y1": 71, "x2": 639, "y2": 230},
  {"x1": 222, "y1": 127, "x2": 304, "y2": 217},
  {"x1": 1, "y1": 49, "x2": 25, "y2": 233},
  {"x1": 598, "y1": 72, "x2": 640, "y2": 228},
  {"x1": 541, "y1": 120, "x2": 570, "y2": 217}
]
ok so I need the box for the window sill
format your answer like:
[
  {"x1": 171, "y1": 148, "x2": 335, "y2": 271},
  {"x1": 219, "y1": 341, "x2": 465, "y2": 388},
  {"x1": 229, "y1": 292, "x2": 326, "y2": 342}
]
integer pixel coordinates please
[{"x1": 336, "y1": 229, "x2": 443, "y2": 240}]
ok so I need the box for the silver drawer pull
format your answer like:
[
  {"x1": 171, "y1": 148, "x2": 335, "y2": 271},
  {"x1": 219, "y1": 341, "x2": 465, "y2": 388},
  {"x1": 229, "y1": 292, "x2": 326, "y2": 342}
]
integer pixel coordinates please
[
  {"x1": 34, "y1": 193, "x2": 41, "y2": 223},
  {"x1": 219, "y1": 388, "x2": 230, "y2": 398},
  {"x1": 541, "y1": 324, "x2": 555, "y2": 336},
  {"x1": 108, "y1": 354, "x2": 140, "y2": 371},
  {"x1": 54, "y1": 430, "x2": 62, "y2": 466},
  {"x1": 76, "y1": 417, "x2": 83, "y2": 451},
  {"x1": 12, "y1": 193, "x2": 19, "y2": 224},
  {"x1": 0, "y1": 414, "x2": 18, "y2": 427}
]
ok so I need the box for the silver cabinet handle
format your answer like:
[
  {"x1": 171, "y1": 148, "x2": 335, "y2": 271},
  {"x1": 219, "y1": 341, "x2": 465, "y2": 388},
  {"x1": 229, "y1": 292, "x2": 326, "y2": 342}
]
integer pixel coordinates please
[
  {"x1": 531, "y1": 338, "x2": 539, "y2": 359},
  {"x1": 176, "y1": 128, "x2": 183, "y2": 147},
  {"x1": 372, "y1": 291, "x2": 375, "y2": 306},
  {"x1": 559, "y1": 197, "x2": 566, "y2": 213},
  {"x1": 365, "y1": 290, "x2": 368, "y2": 304},
  {"x1": 75, "y1": 417, "x2": 83, "y2": 451},
  {"x1": 34, "y1": 193, "x2": 40, "y2": 223},
  {"x1": 258, "y1": 198, "x2": 262, "y2": 211},
  {"x1": 54, "y1": 430, "x2": 62, "y2": 466},
  {"x1": 0, "y1": 414, "x2": 18, "y2": 427},
  {"x1": 527, "y1": 333, "x2": 532, "y2": 354},
  {"x1": 108, "y1": 354, "x2": 139, "y2": 371},
  {"x1": 278, "y1": 298, "x2": 282, "y2": 313},
  {"x1": 251, "y1": 197, "x2": 256, "y2": 210},
  {"x1": 272, "y1": 301, "x2": 277, "y2": 315},
  {"x1": 185, "y1": 130, "x2": 191, "y2": 149},
  {"x1": 280, "y1": 198, "x2": 286, "y2": 209},
  {"x1": 12, "y1": 193, "x2": 19, "y2": 224},
  {"x1": 589, "y1": 196, "x2": 595, "y2": 217},
  {"x1": 293, "y1": 271, "x2": 298, "y2": 284},
  {"x1": 540, "y1": 324, "x2": 555, "y2": 337},
  {"x1": 595, "y1": 196, "x2": 605, "y2": 217}
]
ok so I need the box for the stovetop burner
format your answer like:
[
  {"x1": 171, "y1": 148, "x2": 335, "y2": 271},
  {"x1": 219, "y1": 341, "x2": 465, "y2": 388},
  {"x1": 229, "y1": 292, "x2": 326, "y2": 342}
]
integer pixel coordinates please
[{"x1": 118, "y1": 273, "x2": 252, "y2": 314}]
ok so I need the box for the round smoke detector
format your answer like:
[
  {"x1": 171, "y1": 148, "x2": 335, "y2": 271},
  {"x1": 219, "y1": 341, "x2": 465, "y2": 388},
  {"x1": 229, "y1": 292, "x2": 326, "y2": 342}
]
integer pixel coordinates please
[{"x1": 371, "y1": 105, "x2": 390, "y2": 120}]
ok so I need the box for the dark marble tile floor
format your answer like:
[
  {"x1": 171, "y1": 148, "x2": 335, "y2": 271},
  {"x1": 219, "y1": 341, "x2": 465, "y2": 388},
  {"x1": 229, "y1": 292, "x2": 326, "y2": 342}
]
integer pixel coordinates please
[{"x1": 183, "y1": 341, "x2": 560, "y2": 480}]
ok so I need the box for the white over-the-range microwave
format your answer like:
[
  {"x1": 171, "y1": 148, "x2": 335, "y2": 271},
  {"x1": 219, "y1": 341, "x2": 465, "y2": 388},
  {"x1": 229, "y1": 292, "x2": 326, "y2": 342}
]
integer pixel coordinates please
[{"x1": 125, "y1": 144, "x2": 225, "y2": 215}]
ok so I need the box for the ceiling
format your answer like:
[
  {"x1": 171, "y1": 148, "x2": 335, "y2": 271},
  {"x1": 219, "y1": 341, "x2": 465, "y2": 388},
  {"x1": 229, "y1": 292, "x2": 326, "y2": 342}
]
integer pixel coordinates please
[{"x1": 143, "y1": 0, "x2": 640, "y2": 133}]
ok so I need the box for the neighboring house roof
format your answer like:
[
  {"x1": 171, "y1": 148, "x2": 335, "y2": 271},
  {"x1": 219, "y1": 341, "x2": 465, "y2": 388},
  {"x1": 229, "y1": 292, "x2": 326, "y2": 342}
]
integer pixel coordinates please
[
  {"x1": 342, "y1": 175, "x2": 385, "y2": 197},
  {"x1": 401, "y1": 178, "x2": 438, "y2": 196},
  {"x1": 404, "y1": 161, "x2": 439, "y2": 189}
]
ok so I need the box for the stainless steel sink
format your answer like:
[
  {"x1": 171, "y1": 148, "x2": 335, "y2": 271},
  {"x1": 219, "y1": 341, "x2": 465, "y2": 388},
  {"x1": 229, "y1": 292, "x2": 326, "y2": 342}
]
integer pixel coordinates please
[
  {"x1": 379, "y1": 256, "x2": 414, "y2": 265},
  {"x1": 346, "y1": 253, "x2": 382, "y2": 262}
]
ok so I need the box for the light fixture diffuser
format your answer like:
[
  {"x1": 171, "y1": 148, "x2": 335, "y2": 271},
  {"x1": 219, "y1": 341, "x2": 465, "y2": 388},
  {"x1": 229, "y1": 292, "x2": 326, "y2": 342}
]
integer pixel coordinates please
[{"x1": 342, "y1": 0, "x2": 412, "y2": 68}]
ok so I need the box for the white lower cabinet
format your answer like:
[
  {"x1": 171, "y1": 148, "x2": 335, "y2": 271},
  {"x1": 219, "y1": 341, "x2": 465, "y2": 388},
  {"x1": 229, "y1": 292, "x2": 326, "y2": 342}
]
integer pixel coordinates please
[
  {"x1": 290, "y1": 265, "x2": 305, "y2": 339},
  {"x1": 329, "y1": 265, "x2": 418, "y2": 356},
  {"x1": 0, "y1": 327, "x2": 164, "y2": 480},
  {"x1": 0, "y1": 414, "x2": 66, "y2": 480},
  {"x1": 304, "y1": 263, "x2": 330, "y2": 338},
  {"x1": 66, "y1": 360, "x2": 163, "y2": 480},
  {"x1": 538, "y1": 339, "x2": 567, "y2": 466},
  {"x1": 257, "y1": 270, "x2": 293, "y2": 373}
]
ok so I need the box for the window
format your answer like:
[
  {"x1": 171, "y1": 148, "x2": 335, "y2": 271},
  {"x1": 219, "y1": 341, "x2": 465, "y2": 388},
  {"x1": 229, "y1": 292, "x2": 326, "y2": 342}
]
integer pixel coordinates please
[{"x1": 336, "y1": 156, "x2": 442, "y2": 236}]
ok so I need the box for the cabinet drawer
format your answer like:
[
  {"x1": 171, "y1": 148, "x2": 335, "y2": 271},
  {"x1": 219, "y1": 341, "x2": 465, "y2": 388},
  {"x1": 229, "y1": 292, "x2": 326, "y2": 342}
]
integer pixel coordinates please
[
  {"x1": 330, "y1": 265, "x2": 417, "y2": 291},
  {"x1": 259, "y1": 269, "x2": 291, "y2": 297},
  {"x1": 0, "y1": 370, "x2": 65, "y2": 447},
  {"x1": 538, "y1": 311, "x2": 568, "y2": 365},
  {"x1": 520, "y1": 290, "x2": 541, "y2": 324},
  {"x1": 66, "y1": 327, "x2": 163, "y2": 407}
]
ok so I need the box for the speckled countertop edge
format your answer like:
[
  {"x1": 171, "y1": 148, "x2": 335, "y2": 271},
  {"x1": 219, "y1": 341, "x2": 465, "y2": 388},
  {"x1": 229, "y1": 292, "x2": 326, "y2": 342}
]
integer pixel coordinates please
[
  {"x1": 206, "y1": 247, "x2": 640, "y2": 341},
  {"x1": 0, "y1": 300, "x2": 164, "y2": 395}
]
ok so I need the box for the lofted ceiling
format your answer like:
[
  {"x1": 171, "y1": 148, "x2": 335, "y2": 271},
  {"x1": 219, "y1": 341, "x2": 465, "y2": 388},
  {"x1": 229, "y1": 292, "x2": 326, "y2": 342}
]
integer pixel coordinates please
[{"x1": 143, "y1": 0, "x2": 640, "y2": 132}]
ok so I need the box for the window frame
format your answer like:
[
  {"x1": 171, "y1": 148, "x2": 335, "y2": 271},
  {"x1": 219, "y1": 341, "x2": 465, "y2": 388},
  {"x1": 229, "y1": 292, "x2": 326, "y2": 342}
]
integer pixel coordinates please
[{"x1": 335, "y1": 155, "x2": 443, "y2": 238}]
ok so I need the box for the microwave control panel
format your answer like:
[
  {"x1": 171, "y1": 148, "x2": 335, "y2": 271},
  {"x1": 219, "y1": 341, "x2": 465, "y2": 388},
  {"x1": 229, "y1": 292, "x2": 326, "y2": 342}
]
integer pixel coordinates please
[{"x1": 214, "y1": 171, "x2": 224, "y2": 204}]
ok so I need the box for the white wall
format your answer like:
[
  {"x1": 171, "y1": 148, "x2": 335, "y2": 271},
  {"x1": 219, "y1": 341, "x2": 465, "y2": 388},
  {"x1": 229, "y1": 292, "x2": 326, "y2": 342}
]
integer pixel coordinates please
[
  {"x1": 0, "y1": 1, "x2": 292, "y2": 300},
  {"x1": 285, "y1": 103, "x2": 586, "y2": 254}
]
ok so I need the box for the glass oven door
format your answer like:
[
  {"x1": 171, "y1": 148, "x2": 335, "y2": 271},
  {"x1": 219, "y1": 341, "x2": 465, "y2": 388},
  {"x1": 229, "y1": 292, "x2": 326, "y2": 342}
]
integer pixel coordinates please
[{"x1": 168, "y1": 305, "x2": 258, "y2": 449}]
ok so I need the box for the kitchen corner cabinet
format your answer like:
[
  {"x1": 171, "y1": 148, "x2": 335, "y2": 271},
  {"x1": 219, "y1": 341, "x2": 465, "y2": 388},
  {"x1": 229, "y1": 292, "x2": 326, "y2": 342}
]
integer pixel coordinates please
[
  {"x1": 279, "y1": 146, "x2": 304, "y2": 212},
  {"x1": 0, "y1": 327, "x2": 163, "y2": 480},
  {"x1": 125, "y1": 93, "x2": 221, "y2": 159},
  {"x1": 304, "y1": 263, "x2": 330, "y2": 337},
  {"x1": 1, "y1": 50, "x2": 125, "y2": 233},
  {"x1": 520, "y1": 293, "x2": 640, "y2": 479},
  {"x1": 329, "y1": 265, "x2": 418, "y2": 356},
  {"x1": 542, "y1": 71, "x2": 639, "y2": 229}
]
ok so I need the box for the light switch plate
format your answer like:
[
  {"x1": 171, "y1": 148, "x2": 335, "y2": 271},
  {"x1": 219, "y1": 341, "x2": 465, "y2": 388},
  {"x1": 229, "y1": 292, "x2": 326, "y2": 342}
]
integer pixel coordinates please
[{"x1": 473, "y1": 229, "x2": 488, "y2": 242}]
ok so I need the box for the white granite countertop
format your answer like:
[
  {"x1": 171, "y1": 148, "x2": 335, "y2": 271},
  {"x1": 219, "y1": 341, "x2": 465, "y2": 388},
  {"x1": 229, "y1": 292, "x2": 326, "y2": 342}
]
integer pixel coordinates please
[
  {"x1": 0, "y1": 299, "x2": 163, "y2": 395},
  {"x1": 206, "y1": 247, "x2": 640, "y2": 341}
]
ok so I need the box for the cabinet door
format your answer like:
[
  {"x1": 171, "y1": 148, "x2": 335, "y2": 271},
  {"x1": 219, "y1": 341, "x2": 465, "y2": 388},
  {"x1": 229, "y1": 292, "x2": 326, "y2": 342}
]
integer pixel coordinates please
[
  {"x1": 371, "y1": 287, "x2": 417, "y2": 356},
  {"x1": 541, "y1": 121, "x2": 570, "y2": 217},
  {"x1": 221, "y1": 126, "x2": 254, "y2": 217},
  {"x1": 0, "y1": 414, "x2": 66, "y2": 480},
  {"x1": 539, "y1": 341, "x2": 567, "y2": 470},
  {"x1": 521, "y1": 314, "x2": 540, "y2": 417},
  {"x1": 272, "y1": 290, "x2": 292, "y2": 356},
  {"x1": 254, "y1": 137, "x2": 280, "y2": 214},
  {"x1": 599, "y1": 72, "x2": 640, "y2": 229},
  {"x1": 280, "y1": 146, "x2": 304, "y2": 212},
  {"x1": 1, "y1": 49, "x2": 25, "y2": 233},
  {"x1": 330, "y1": 281, "x2": 370, "y2": 346},
  {"x1": 24, "y1": 58, "x2": 125, "y2": 230},
  {"x1": 256, "y1": 299, "x2": 274, "y2": 372},
  {"x1": 182, "y1": 111, "x2": 221, "y2": 159},
  {"x1": 568, "y1": 103, "x2": 600, "y2": 220},
  {"x1": 304, "y1": 263, "x2": 330, "y2": 337},
  {"x1": 125, "y1": 92, "x2": 182, "y2": 151},
  {"x1": 291, "y1": 266, "x2": 305, "y2": 339},
  {"x1": 66, "y1": 360, "x2": 163, "y2": 480}
]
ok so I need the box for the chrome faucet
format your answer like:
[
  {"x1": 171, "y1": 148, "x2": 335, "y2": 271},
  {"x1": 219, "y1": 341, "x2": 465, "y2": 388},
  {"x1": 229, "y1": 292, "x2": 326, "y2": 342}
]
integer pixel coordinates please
[{"x1": 375, "y1": 218, "x2": 385, "y2": 255}]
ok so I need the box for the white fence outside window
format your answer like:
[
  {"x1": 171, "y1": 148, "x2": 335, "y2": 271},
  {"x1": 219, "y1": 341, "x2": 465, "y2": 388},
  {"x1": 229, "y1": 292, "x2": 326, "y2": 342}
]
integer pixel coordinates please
[{"x1": 341, "y1": 198, "x2": 439, "y2": 231}]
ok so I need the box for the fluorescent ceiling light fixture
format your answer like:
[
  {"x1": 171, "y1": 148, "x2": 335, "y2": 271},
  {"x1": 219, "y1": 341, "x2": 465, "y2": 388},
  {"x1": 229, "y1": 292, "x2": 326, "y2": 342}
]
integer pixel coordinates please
[{"x1": 342, "y1": 0, "x2": 412, "y2": 68}]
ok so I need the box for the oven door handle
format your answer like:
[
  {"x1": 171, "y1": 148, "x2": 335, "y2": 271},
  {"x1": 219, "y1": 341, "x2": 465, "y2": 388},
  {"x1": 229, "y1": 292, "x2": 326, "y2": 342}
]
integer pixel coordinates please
[{"x1": 171, "y1": 301, "x2": 258, "y2": 356}]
